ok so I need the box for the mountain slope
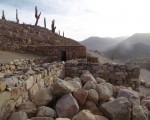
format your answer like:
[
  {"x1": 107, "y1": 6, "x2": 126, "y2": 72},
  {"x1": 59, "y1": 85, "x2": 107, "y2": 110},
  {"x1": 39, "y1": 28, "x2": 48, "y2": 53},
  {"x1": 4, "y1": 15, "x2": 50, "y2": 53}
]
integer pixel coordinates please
[
  {"x1": 0, "y1": 20, "x2": 80, "y2": 48},
  {"x1": 104, "y1": 33, "x2": 150, "y2": 60},
  {"x1": 104, "y1": 42, "x2": 150, "y2": 60},
  {"x1": 80, "y1": 36, "x2": 127, "y2": 51}
]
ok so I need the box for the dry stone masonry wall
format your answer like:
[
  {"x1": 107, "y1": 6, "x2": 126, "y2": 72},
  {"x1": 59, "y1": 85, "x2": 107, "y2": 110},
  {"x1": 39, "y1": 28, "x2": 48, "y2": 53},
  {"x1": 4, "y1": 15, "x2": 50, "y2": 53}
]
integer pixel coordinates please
[
  {"x1": 65, "y1": 60, "x2": 140, "y2": 91},
  {"x1": 21, "y1": 45, "x2": 86, "y2": 62},
  {"x1": 0, "y1": 60, "x2": 65, "y2": 119}
]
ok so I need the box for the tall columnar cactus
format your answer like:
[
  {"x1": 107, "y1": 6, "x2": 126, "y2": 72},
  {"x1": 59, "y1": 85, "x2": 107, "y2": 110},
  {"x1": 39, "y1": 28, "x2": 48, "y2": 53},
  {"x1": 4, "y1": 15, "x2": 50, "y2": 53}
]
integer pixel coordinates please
[
  {"x1": 16, "y1": 9, "x2": 19, "y2": 23},
  {"x1": 35, "y1": 6, "x2": 41, "y2": 26},
  {"x1": 59, "y1": 30, "x2": 60, "y2": 35},
  {"x1": 44, "y1": 17, "x2": 46, "y2": 28},
  {"x1": 63, "y1": 31, "x2": 64, "y2": 37},
  {"x1": 51, "y1": 19, "x2": 56, "y2": 33},
  {"x1": 2, "y1": 10, "x2": 5, "y2": 20}
]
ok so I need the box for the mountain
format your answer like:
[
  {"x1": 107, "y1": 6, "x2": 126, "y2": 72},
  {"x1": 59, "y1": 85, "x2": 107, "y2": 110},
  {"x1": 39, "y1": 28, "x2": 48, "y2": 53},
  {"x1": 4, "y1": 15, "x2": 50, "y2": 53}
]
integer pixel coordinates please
[
  {"x1": 104, "y1": 33, "x2": 150, "y2": 60},
  {"x1": 80, "y1": 36, "x2": 127, "y2": 51}
]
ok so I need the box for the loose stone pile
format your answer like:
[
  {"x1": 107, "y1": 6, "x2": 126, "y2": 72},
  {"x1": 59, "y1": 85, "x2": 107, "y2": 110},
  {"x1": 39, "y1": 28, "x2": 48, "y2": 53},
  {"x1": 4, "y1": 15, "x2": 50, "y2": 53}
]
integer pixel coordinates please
[{"x1": 0, "y1": 61, "x2": 150, "y2": 120}]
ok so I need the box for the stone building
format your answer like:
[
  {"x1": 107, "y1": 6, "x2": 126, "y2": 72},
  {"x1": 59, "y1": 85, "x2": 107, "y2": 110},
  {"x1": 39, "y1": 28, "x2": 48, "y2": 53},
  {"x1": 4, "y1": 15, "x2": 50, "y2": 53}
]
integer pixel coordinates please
[{"x1": 21, "y1": 45, "x2": 86, "y2": 62}]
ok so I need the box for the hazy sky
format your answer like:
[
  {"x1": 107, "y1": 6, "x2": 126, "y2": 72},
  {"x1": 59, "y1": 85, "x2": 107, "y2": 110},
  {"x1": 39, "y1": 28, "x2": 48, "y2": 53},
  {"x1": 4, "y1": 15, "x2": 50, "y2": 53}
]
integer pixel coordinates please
[{"x1": 0, "y1": 0, "x2": 150, "y2": 41}]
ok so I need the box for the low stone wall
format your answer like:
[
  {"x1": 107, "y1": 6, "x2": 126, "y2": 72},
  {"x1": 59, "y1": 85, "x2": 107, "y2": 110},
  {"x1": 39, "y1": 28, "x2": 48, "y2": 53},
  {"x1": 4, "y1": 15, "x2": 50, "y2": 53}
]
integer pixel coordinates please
[
  {"x1": 65, "y1": 60, "x2": 140, "y2": 91},
  {"x1": 0, "y1": 60, "x2": 65, "y2": 119},
  {"x1": 0, "y1": 58, "x2": 49, "y2": 73}
]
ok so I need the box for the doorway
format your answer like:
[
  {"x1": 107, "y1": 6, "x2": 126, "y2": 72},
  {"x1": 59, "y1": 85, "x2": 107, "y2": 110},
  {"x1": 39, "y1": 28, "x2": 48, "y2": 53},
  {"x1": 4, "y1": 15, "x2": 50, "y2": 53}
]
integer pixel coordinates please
[{"x1": 61, "y1": 51, "x2": 66, "y2": 61}]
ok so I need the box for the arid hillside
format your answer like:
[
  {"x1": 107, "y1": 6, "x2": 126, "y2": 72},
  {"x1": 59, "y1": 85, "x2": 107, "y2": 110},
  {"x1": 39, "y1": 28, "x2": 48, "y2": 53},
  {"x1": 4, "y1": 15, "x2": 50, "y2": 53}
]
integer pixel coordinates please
[{"x1": 0, "y1": 20, "x2": 80, "y2": 49}]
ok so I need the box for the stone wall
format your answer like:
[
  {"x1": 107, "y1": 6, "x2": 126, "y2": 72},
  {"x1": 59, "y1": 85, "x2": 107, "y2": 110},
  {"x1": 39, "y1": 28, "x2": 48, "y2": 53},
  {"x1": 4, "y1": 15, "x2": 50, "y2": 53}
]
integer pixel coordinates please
[
  {"x1": 65, "y1": 60, "x2": 140, "y2": 91},
  {"x1": 0, "y1": 60, "x2": 65, "y2": 119},
  {"x1": 0, "y1": 58, "x2": 49, "y2": 73},
  {"x1": 20, "y1": 45, "x2": 86, "y2": 62}
]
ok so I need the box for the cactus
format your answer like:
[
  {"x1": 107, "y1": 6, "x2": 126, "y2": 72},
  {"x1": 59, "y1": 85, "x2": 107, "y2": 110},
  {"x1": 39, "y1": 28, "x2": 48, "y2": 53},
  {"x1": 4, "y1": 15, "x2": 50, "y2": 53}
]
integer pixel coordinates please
[
  {"x1": 51, "y1": 19, "x2": 56, "y2": 33},
  {"x1": 63, "y1": 31, "x2": 64, "y2": 37},
  {"x1": 44, "y1": 17, "x2": 46, "y2": 28},
  {"x1": 35, "y1": 6, "x2": 41, "y2": 26},
  {"x1": 2, "y1": 10, "x2": 5, "y2": 20},
  {"x1": 16, "y1": 9, "x2": 19, "y2": 23}
]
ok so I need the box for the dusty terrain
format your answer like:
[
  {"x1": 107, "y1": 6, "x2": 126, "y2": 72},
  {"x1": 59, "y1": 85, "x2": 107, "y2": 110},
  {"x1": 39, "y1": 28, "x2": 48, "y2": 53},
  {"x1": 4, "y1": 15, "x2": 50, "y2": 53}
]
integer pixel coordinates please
[{"x1": 0, "y1": 50, "x2": 44, "y2": 63}]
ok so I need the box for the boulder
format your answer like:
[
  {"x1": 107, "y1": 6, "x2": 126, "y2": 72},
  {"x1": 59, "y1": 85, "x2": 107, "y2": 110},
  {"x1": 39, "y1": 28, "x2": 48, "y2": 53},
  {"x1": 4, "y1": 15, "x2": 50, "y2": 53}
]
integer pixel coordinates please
[
  {"x1": 117, "y1": 88, "x2": 140, "y2": 106},
  {"x1": 25, "y1": 76, "x2": 34, "y2": 90},
  {"x1": 18, "y1": 102, "x2": 37, "y2": 118},
  {"x1": 1, "y1": 100, "x2": 16, "y2": 120},
  {"x1": 73, "y1": 89, "x2": 88, "y2": 105},
  {"x1": 85, "y1": 101, "x2": 102, "y2": 115},
  {"x1": 145, "y1": 82, "x2": 150, "y2": 88},
  {"x1": 36, "y1": 106, "x2": 56, "y2": 118},
  {"x1": 132, "y1": 105, "x2": 149, "y2": 120},
  {"x1": 68, "y1": 80, "x2": 82, "y2": 91},
  {"x1": 96, "y1": 77, "x2": 106, "y2": 84},
  {"x1": 55, "y1": 118, "x2": 71, "y2": 120},
  {"x1": 72, "y1": 110, "x2": 95, "y2": 120},
  {"x1": 15, "y1": 96, "x2": 23, "y2": 107},
  {"x1": 0, "y1": 92, "x2": 11, "y2": 119},
  {"x1": 5, "y1": 77, "x2": 16, "y2": 88},
  {"x1": 33, "y1": 87, "x2": 53, "y2": 106},
  {"x1": 11, "y1": 87, "x2": 23, "y2": 100},
  {"x1": 25, "y1": 68, "x2": 36, "y2": 75},
  {"x1": 87, "y1": 89, "x2": 99, "y2": 104},
  {"x1": 56, "y1": 93, "x2": 79, "y2": 118},
  {"x1": 0, "y1": 81, "x2": 6, "y2": 92},
  {"x1": 96, "y1": 83, "x2": 113, "y2": 102},
  {"x1": 83, "y1": 81, "x2": 96, "y2": 90},
  {"x1": 8, "y1": 111, "x2": 28, "y2": 120},
  {"x1": 30, "y1": 117, "x2": 54, "y2": 120},
  {"x1": 29, "y1": 83, "x2": 40, "y2": 100},
  {"x1": 94, "y1": 115, "x2": 108, "y2": 120},
  {"x1": 101, "y1": 97, "x2": 131, "y2": 120},
  {"x1": 141, "y1": 99, "x2": 150, "y2": 111},
  {"x1": 44, "y1": 76, "x2": 53, "y2": 87},
  {"x1": 80, "y1": 72, "x2": 97, "y2": 85},
  {"x1": 51, "y1": 78, "x2": 74, "y2": 96}
]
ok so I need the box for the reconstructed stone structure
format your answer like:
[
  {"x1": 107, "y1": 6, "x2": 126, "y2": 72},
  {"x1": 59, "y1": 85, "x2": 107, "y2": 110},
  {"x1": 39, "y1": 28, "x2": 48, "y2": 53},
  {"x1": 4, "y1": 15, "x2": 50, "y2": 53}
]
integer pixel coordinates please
[
  {"x1": 65, "y1": 60, "x2": 140, "y2": 91},
  {"x1": 21, "y1": 45, "x2": 86, "y2": 62}
]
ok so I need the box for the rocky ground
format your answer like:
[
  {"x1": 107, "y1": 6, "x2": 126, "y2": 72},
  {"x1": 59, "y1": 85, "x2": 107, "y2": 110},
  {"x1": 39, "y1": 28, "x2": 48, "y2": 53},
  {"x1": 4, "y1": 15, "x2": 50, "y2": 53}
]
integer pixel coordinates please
[{"x1": 4, "y1": 71, "x2": 150, "y2": 120}]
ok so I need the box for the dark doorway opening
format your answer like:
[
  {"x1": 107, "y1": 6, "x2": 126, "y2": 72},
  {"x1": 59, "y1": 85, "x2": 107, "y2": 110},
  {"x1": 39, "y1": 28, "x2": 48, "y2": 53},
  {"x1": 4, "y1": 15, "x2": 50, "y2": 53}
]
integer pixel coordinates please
[{"x1": 61, "y1": 51, "x2": 66, "y2": 61}]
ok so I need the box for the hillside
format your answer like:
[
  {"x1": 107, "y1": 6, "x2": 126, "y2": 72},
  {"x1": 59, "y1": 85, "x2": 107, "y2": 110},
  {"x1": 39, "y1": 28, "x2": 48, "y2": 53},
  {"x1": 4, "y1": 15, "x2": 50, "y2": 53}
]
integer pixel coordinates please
[
  {"x1": 104, "y1": 33, "x2": 150, "y2": 60},
  {"x1": 0, "y1": 20, "x2": 80, "y2": 49},
  {"x1": 80, "y1": 36, "x2": 127, "y2": 51},
  {"x1": 104, "y1": 42, "x2": 150, "y2": 60},
  {"x1": 122, "y1": 33, "x2": 150, "y2": 45}
]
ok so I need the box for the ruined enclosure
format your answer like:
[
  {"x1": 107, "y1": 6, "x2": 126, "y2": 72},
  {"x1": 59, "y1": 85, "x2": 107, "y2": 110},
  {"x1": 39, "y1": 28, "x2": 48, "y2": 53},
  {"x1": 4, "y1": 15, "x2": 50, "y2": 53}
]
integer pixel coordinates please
[{"x1": 21, "y1": 45, "x2": 86, "y2": 62}]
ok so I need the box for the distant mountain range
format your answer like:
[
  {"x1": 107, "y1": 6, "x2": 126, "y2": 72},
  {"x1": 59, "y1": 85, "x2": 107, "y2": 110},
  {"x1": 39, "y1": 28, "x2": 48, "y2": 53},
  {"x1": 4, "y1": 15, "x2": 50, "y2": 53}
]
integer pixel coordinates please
[
  {"x1": 80, "y1": 36, "x2": 127, "y2": 51},
  {"x1": 81, "y1": 33, "x2": 150, "y2": 60},
  {"x1": 104, "y1": 33, "x2": 150, "y2": 60}
]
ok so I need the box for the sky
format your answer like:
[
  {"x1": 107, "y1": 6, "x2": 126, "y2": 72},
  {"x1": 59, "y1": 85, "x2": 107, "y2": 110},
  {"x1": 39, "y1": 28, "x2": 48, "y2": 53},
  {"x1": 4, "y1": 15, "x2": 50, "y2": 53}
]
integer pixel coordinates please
[{"x1": 0, "y1": 0, "x2": 150, "y2": 41}]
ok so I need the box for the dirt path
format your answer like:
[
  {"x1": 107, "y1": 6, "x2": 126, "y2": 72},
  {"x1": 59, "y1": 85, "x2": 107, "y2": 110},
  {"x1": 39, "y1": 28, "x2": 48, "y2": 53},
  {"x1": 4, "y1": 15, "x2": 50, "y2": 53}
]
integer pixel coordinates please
[
  {"x1": 0, "y1": 50, "x2": 44, "y2": 63},
  {"x1": 87, "y1": 50, "x2": 117, "y2": 64}
]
